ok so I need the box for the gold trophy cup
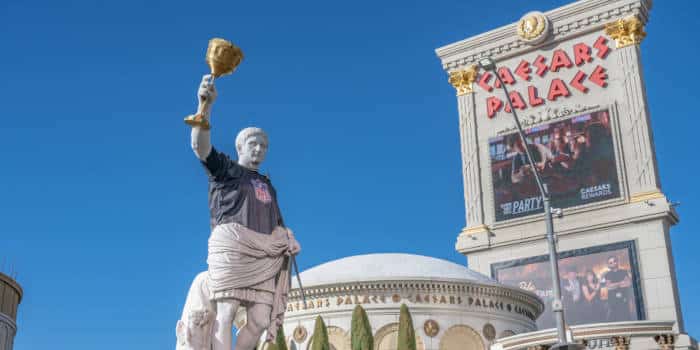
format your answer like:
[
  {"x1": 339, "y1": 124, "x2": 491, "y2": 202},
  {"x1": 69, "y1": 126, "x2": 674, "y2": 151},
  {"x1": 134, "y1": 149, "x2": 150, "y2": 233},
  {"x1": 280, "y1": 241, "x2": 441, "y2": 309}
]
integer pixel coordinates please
[{"x1": 184, "y1": 38, "x2": 244, "y2": 129}]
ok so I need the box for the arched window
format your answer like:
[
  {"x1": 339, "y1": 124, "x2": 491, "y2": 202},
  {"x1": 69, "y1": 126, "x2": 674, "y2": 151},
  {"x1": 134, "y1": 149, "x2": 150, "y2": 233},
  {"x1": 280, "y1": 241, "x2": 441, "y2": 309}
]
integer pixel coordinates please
[{"x1": 439, "y1": 325, "x2": 484, "y2": 350}]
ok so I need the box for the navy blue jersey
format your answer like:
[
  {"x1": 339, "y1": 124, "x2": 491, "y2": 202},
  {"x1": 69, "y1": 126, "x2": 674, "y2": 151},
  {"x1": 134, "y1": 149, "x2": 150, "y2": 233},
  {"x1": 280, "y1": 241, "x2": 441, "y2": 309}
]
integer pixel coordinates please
[{"x1": 202, "y1": 147, "x2": 284, "y2": 234}]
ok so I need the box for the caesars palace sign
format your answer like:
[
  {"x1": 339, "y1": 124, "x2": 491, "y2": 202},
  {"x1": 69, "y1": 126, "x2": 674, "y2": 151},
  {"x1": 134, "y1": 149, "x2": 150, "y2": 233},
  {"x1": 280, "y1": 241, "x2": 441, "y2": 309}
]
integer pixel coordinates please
[
  {"x1": 480, "y1": 35, "x2": 611, "y2": 119},
  {"x1": 287, "y1": 291, "x2": 538, "y2": 321}
]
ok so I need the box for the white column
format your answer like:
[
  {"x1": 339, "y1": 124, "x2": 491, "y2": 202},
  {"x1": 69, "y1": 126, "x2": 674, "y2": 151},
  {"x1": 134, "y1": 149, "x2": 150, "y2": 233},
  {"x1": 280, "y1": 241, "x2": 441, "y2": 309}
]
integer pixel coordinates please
[
  {"x1": 614, "y1": 41, "x2": 662, "y2": 198},
  {"x1": 457, "y1": 92, "x2": 485, "y2": 230}
]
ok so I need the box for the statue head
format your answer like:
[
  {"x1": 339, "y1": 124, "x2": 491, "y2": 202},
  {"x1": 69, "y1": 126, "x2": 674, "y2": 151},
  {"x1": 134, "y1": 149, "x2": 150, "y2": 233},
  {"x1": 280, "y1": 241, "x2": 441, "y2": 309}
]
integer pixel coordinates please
[{"x1": 235, "y1": 127, "x2": 269, "y2": 170}]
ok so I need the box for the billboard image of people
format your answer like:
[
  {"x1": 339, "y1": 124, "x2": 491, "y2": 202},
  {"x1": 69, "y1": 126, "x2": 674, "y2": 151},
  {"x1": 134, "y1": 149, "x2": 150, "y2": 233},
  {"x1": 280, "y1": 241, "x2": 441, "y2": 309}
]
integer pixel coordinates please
[
  {"x1": 489, "y1": 109, "x2": 620, "y2": 221},
  {"x1": 491, "y1": 241, "x2": 644, "y2": 329}
]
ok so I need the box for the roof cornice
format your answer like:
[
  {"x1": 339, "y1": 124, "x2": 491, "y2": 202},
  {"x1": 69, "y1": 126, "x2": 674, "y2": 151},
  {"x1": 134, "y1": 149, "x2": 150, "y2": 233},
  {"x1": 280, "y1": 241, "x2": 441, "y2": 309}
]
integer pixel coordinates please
[{"x1": 435, "y1": 0, "x2": 652, "y2": 71}]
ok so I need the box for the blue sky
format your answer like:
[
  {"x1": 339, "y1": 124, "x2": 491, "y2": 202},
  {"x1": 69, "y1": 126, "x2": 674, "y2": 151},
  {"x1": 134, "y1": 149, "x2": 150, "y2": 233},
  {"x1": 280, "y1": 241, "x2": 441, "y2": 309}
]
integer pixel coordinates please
[{"x1": 1, "y1": 0, "x2": 698, "y2": 348}]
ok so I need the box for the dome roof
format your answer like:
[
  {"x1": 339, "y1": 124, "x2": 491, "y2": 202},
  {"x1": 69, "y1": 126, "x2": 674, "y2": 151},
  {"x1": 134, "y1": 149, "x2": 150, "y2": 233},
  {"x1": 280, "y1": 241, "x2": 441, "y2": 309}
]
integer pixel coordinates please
[{"x1": 292, "y1": 253, "x2": 494, "y2": 288}]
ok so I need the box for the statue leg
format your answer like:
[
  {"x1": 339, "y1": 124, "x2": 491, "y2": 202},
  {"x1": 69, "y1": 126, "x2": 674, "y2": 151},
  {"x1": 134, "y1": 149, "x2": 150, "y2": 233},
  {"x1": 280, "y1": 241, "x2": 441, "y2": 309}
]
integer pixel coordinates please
[
  {"x1": 212, "y1": 299, "x2": 242, "y2": 350},
  {"x1": 234, "y1": 302, "x2": 272, "y2": 350}
]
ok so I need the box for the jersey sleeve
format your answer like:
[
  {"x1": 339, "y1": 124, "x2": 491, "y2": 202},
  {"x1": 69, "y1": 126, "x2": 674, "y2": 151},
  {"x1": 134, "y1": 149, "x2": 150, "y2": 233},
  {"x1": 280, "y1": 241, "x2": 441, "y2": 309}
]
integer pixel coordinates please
[{"x1": 201, "y1": 146, "x2": 243, "y2": 180}]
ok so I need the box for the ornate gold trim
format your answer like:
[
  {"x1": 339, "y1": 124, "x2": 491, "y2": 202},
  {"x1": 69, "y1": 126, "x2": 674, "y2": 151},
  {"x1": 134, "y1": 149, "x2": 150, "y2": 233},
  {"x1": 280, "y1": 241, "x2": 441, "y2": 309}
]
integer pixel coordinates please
[
  {"x1": 605, "y1": 16, "x2": 646, "y2": 48},
  {"x1": 460, "y1": 225, "x2": 489, "y2": 235},
  {"x1": 448, "y1": 65, "x2": 478, "y2": 96},
  {"x1": 654, "y1": 334, "x2": 675, "y2": 350},
  {"x1": 629, "y1": 190, "x2": 664, "y2": 203},
  {"x1": 517, "y1": 12, "x2": 548, "y2": 42},
  {"x1": 184, "y1": 113, "x2": 211, "y2": 130},
  {"x1": 293, "y1": 325, "x2": 308, "y2": 343},
  {"x1": 483, "y1": 323, "x2": 496, "y2": 341},
  {"x1": 611, "y1": 335, "x2": 630, "y2": 350},
  {"x1": 424, "y1": 319, "x2": 439, "y2": 337}
]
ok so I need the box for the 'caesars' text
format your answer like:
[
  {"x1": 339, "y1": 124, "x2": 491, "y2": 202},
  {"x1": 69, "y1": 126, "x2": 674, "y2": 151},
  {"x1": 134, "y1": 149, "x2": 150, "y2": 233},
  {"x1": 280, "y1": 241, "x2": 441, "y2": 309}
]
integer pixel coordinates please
[{"x1": 481, "y1": 36, "x2": 612, "y2": 119}]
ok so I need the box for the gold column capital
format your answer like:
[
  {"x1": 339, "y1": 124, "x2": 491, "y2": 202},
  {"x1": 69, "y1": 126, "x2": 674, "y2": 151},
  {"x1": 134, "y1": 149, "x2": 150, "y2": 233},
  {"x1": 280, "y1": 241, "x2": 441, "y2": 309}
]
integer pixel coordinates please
[
  {"x1": 448, "y1": 65, "x2": 478, "y2": 96},
  {"x1": 654, "y1": 334, "x2": 675, "y2": 350},
  {"x1": 460, "y1": 224, "x2": 490, "y2": 235},
  {"x1": 605, "y1": 16, "x2": 647, "y2": 48},
  {"x1": 629, "y1": 189, "x2": 665, "y2": 203},
  {"x1": 611, "y1": 335, "x2": 631, "y2": 350}
]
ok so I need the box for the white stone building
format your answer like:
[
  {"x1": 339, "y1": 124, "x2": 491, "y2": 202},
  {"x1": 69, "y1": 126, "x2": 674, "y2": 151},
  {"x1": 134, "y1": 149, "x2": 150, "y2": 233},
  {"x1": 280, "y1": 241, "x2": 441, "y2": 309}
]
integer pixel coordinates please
[{"x1": 281, "y1": 253, "x2": 543, "y2": 350}]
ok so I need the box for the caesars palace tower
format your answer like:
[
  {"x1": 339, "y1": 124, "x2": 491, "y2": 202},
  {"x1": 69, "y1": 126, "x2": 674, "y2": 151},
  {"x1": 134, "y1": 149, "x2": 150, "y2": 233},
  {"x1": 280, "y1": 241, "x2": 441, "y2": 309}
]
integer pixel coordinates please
[{"x1": 435, "y1": 0, "x2": 697, "y2": 348}]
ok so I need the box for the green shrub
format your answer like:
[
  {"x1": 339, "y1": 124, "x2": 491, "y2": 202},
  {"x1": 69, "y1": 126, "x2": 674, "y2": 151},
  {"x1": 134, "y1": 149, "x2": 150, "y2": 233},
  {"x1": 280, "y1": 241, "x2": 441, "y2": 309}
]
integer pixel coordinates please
[
  {"x1": 260, "y1": 325, "x2": 287, "y2": 350},
  {"x1": 311, "y1": 315, "x2": 330, "y2": 350},
  {"x1": 397, "y1": 304, "x2": 416, "y2": 350},
  {"x1": 351, "y1": 305, "x2": 374, "y2": 350}
]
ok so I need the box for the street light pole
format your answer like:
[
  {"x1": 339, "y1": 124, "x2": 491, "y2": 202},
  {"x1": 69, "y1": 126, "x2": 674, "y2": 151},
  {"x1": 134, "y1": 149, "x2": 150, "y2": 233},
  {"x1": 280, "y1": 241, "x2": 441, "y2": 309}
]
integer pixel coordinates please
[{"x1": 476, "y1": 58, "x2": 582, "y2": 350}]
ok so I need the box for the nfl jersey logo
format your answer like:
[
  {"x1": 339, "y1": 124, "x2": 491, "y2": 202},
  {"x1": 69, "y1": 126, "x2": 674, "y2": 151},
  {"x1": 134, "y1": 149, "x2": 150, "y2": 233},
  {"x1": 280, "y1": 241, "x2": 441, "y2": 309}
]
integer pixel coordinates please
[{"x1": 251, "y1": 179, "x2": 272, "y2": 204}]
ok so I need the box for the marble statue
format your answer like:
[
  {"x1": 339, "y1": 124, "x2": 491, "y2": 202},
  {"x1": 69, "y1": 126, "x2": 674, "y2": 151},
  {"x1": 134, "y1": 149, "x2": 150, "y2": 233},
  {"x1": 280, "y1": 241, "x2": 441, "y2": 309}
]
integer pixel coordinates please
[{"x1": 177, "y1": 75, "x2": 301, "y2": 350}]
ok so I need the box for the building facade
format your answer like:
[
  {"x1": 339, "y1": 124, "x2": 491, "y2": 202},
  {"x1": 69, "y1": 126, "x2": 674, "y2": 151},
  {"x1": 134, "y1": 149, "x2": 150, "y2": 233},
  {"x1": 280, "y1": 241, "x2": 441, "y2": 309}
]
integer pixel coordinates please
[
  {"x1": 0, "y1": 273, "x2": 22, "y2": 350},
  {"x1": 435, "y1": 0, "x2": 696, "y2": 348},
  {"x1": 282, "y1": 254, "x2": 544, "y2": 350}
]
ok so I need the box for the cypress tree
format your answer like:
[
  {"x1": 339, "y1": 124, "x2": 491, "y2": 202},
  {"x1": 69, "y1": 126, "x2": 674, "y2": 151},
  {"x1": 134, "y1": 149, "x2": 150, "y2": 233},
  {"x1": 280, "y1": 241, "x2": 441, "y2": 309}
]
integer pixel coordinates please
[
  {"x1": 397, "y1": 304, "x2": 416, "y2": 350},
  {"x1": 351, "y1": 305, "x2": 374, "y2": 350},
  {"x1": 275, "y1": 325, "x2": 288, "y2": 350},
  {"x1": 311, "y1": 315, "x2": 330, "y2": 350},
  {"x1": 265, "y1": 340, "x2": 277, "y2": 350},
  {"x1": 261, "y1": 325, "x2": 287, "y2": 350}
]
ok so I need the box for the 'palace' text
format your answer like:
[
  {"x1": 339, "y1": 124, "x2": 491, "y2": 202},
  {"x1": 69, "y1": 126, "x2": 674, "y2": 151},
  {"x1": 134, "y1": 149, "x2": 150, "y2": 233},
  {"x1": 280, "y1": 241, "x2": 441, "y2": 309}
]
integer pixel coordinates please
[{"x1": 482, "y1": 35, "x2": 612, "y2": 119}]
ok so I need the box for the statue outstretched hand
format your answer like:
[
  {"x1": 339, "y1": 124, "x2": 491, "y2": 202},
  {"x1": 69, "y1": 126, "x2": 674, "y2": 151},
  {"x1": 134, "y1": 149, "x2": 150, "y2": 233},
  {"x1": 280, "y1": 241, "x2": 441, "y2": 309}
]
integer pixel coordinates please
[{"x1": 197, "y1": 74, "x2": 217, "y2": 112}]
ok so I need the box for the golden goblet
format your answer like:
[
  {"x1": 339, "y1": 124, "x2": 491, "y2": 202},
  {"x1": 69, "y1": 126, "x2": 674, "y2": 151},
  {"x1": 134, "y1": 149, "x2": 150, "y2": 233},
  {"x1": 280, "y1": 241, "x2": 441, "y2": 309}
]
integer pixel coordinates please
[{"x1": 184, "y1": 38, "x2": 244, "y2": 129}]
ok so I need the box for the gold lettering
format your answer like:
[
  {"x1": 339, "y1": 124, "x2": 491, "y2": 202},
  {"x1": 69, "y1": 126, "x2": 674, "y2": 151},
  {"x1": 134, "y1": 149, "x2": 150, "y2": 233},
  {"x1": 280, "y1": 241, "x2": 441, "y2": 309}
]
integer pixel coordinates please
[
  {"x1": 440, "y1": 296, "x2": 447, "y2": 304},
  {"x1": 345, "y1": 296, "x2": 352, "y2": 305},
  {"x1": 449, "y1": 296, "x2": 456, "y2": 304}
]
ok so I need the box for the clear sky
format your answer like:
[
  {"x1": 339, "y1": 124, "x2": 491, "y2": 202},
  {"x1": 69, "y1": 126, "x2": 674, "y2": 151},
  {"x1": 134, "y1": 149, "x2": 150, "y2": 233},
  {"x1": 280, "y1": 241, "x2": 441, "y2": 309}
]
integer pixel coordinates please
[{"x1": 1, "y1": 0, "x2": 698, "y2": 348}]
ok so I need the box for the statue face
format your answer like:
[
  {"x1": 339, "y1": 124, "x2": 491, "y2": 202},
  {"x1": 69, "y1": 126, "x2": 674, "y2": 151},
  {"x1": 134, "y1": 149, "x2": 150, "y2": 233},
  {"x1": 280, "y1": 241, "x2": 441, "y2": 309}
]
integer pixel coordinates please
[{"x1": 237, "y1": 134, "x2": 268, "y2": 170}]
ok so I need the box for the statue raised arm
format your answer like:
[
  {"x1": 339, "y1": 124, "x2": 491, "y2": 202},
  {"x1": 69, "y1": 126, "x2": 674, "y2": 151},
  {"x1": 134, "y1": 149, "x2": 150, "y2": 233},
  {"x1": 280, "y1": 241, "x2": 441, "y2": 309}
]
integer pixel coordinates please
[
  {"x1": 190, "y1": 74, "x2": 217, "y2": 161},
  {"x1": 177, "y1": 40, "x2": 300, "y2": 350}
]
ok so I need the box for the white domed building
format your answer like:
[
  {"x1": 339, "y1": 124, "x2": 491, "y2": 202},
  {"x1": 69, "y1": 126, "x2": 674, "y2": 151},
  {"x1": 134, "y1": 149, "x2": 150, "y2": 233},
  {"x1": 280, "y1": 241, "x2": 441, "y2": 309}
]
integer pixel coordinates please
[{"x1": 280, "y1": 254, "x2": 543, "y2": 350}]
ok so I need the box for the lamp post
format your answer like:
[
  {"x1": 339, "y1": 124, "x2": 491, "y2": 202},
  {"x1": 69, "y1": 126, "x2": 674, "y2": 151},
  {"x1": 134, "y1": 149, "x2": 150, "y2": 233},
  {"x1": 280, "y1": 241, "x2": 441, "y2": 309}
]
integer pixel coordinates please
[{"x1": 476, "y1": 57, "x2": 582, "y2": 350}]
